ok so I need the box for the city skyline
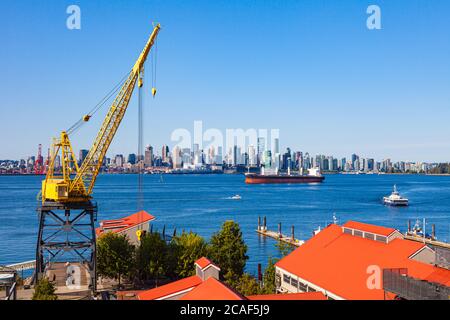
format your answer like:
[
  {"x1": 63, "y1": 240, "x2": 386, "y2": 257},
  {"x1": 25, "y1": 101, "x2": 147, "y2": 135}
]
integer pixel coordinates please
[
  {"x1": 1, "y1": 138, "x2": 446, "y2": 175},
  {"x1": 2, "y1": 129, "x2": 450, "y2": 164},
  {"x1": 2, "y1": 1, "x2": 450, "y2": 161}
]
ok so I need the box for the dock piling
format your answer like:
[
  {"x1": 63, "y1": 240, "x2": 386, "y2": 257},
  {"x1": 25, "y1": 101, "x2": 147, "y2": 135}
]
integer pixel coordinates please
[
  {"x1": 256, "y1": 218, "x2": 304, "y2": 247},
  {"x1": 258, "y1": 264, "x2": 262, "y2": 282}
]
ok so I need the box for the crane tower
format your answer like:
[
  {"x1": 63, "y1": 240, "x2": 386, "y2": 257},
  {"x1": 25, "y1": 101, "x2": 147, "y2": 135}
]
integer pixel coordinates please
[{"x1": 35, "y1": 24, "x2": 161, "y2": 292}]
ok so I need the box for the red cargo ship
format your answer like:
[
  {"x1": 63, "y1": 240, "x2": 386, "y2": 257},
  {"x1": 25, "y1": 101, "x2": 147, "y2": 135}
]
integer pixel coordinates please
[{"x1": 245, "y1": 168, "x2": 325, "y2": 184}]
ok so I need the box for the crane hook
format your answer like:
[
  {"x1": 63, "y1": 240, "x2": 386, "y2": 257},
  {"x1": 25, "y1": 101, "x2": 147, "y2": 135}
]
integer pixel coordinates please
[{"x1": 151, "y1": 87, "x2": 157, "y2": 97}]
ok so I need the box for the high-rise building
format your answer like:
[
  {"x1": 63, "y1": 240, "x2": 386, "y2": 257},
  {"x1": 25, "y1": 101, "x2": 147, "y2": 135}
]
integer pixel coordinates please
[
  {"x1": 27, "y1": 156, "x2": 35, "y2": 168},
  {"x1": 79, "y1": 149, "x2": 89, "y2": 166},
  {"x1": 354, "y1": 158, "x2": 360, "y2": 172},
  {"x1": 207, "y1": 146, "x2": 215, "y2": 164},
  {"x1": 216, "y1": 146, "x2": 223, "y2": 165},
  {"x1": 332, "y1": 158, "x2": 338, "y2": 171},
  {"x1": 232, "y1": 145, "x2": 239, "y2": 166},
  {"x1": 263, "y1": 150, "x2": 272, "y2": 168},
  {"x1": 172, "y1": 146, "x2": 182, "y2": 169},
  {"x1": 115, "y1": 154, "x2": 124, "y2": 167},
  {"x1": 127, "y1": 153, "x2": 136, "y2": 165},
  {"x1": 351, "y1": 154, "x2": 359, "y2": 170},
  {"x1": 294, "y1": 152, "x2": 303, "y2": 170},
  {"x1": 248, "y1": 145, "x2": 257, "y2": 166},
  {"x1": 327, "y1": 156, "x2": 334, "y2": 171},
  {"x1": 303, "y1": 153, "x2": 311, "y2": 169},
  {"x1": 144, "y1": 145, "x2": 153, "y2": 167},
  {"x1": 181, "y1": 148, "x2": 191, "y2": 166},
  {"x1": 274, "y1": 153, "x2": 281, "y2": 170},
  {"x1": 375, "y1": 162, "x2": 381, "y2": 172},
  {"x1": 340, "y1": 158, "x2": 346, "y2": 171},
  {"x1": 153, "y1": 156, "x2": 162, "y2": 167},
  {"x1": 367, "y1": 158, "x2": 374, "y2": 172},
  {"x1": 360, "y1": 158, "x2": 366, "y2": 172},
  {"x1": 382, "y1": 159, "x2": 392, "y2": 172},
  {"x1": 193, "y1": 144, "x2": 200, "y2": 156},
  {"x1": 162, "y1": 145, "x2": 170, "y2": 163},
  {"x1": 344, "y1": 161, "x2": 352, "y2": 172},
  {"x1": 273, "y1": 138, "x2": 280, "y2": 155},
  {"x1": 257, "y1": 137, "x2": 265, "y2": 165},
  {"x1": 322, "y1": 158, "x2": 329, "y2": 171},
  {"x1": 281, "y1": 148, "x2": 292, "y2": 170},
  {"x1": 242, "y1": 152, "x2": 249, "y2": 166},
  {"x1": 194, "y1": 151, "x2": 203, "y2": 166}
]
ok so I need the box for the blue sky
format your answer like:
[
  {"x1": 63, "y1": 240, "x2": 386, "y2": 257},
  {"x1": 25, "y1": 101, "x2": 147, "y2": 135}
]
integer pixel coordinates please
[{"x1": 2, "y1": 0, "x2": 450, "y2": 162}]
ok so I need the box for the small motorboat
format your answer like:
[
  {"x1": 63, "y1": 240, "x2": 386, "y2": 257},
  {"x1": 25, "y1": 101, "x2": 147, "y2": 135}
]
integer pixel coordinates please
[
  {"x1": 383, "y1": 185, "x2": 408, "y2": 206},
  {"x1": 231, "y1": 195, "x2": 242, "y2": 200}
]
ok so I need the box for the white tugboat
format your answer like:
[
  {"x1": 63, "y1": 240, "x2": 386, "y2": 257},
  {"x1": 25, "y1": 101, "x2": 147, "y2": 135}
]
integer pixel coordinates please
[{"x1": 383, "y1": 185, "x2": 409, "y2": 206}]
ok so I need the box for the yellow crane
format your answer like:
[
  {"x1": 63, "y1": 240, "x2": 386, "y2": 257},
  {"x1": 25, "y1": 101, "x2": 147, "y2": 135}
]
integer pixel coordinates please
[
  {"x1": 35, "y1": 23, "x2": 160, "y2": 290},
  {"x1": 42, "y1": 24, "x2": 160, "y2": 204}
]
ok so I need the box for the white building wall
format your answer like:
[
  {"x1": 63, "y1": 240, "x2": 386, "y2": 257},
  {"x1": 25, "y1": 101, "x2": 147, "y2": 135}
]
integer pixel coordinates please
[{"x1": 275, "y1": 266, "x2": 344, "y2": 300}]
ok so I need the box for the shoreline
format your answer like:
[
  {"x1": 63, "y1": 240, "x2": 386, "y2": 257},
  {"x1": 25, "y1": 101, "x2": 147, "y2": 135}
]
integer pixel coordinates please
[{"x1": 1, "y1": 172, "x2": 450, "y2": 177}]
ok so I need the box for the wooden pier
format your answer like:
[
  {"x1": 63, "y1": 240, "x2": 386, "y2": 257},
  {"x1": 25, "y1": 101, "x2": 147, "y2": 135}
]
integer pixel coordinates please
[
  {"x1": 405, "y1": 220, "x2": 450, "y2": 250},
  {"x1": 256, "y1": 217, "x2": 305, "y2": 247},
  {"x1": 404, "y1": 235, "x2": 450, "y2": 250}
]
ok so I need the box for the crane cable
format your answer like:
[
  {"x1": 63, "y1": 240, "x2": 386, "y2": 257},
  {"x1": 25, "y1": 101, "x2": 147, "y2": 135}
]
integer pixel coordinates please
[
  {"x1": 150, "y1": 37, "x2": 158, "y2": 97},
  {"x1": 137, "y1": 66, "x2": 144, "y2": 214},
  {"x1": 137, "y1": 41, "x2": 158, "y2": 235},
  {"x1": 66, "y1": 72, "x2": 131, "y2": 136}
]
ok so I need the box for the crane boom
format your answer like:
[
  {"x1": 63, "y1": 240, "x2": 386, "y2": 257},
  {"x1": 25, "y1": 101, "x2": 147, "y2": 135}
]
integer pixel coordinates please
[{"x1": 42, "y1": 24, "x2": 160, "y2": 203}]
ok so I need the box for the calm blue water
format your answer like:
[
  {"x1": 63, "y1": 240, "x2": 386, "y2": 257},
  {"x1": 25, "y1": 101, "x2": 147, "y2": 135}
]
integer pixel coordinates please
[{"x1": 1, "y1": 174, "x2": 450, "y2": 274}]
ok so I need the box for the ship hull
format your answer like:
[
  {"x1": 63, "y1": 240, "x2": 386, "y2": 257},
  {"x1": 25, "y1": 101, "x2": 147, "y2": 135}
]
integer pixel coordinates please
[
  {"x1": 383, "y1": 198, "x2": 409, "y2": 207},
  {"x1": 245, "y1": 174, "x2": 325, "y2": 184}
]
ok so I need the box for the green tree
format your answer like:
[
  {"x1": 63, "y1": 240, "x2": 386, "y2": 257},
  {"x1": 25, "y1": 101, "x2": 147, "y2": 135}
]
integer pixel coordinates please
[
  {"x1": 234, "y1": 273, "x2": 261, "y2": 296},
  {"x1": 171, "y1": 231, "x2": 208, "y2": 278},
  {"x1": 261, "y1": 257, "x2": 277, "y2": 294},
  {"x1": 136, "y1": 232, "x2": 168, "y2": 285},
  {"x1": 275, "y1": 240, "x2": 294, "y2": 257},
  {"x1": 97, "y1": 232, "x2": 135, "y2": 286},
  {"x1": 32, "y1": 278, "x2": 57, "y2": 300},
  {"x1": 208, "y1": 220, "x2": 248, "y2": 284}
]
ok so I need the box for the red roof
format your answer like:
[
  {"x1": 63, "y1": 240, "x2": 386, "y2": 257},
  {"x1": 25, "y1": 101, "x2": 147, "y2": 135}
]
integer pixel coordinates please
[
  {"x1": 343, "y1": 221, "x2": 397, "y2": 237},
  {"x1": 180, "y1": 277, "x2": 245, "y2": 300},
  {"x1": 275, "y1": 223, "x2": 450, "y2": 300},
  {"x1": 195, "y1": 257, "x2": 219, "y2": 270},
  {"x1": 247, "y1": 292, "x2": 327, "y2": 300},
  {"x1": 96, "y1": 210, "x2": 155, "y2": 236},
  {"x1": 138, "y1": 275, "x2": 202, "y2": 300}
]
